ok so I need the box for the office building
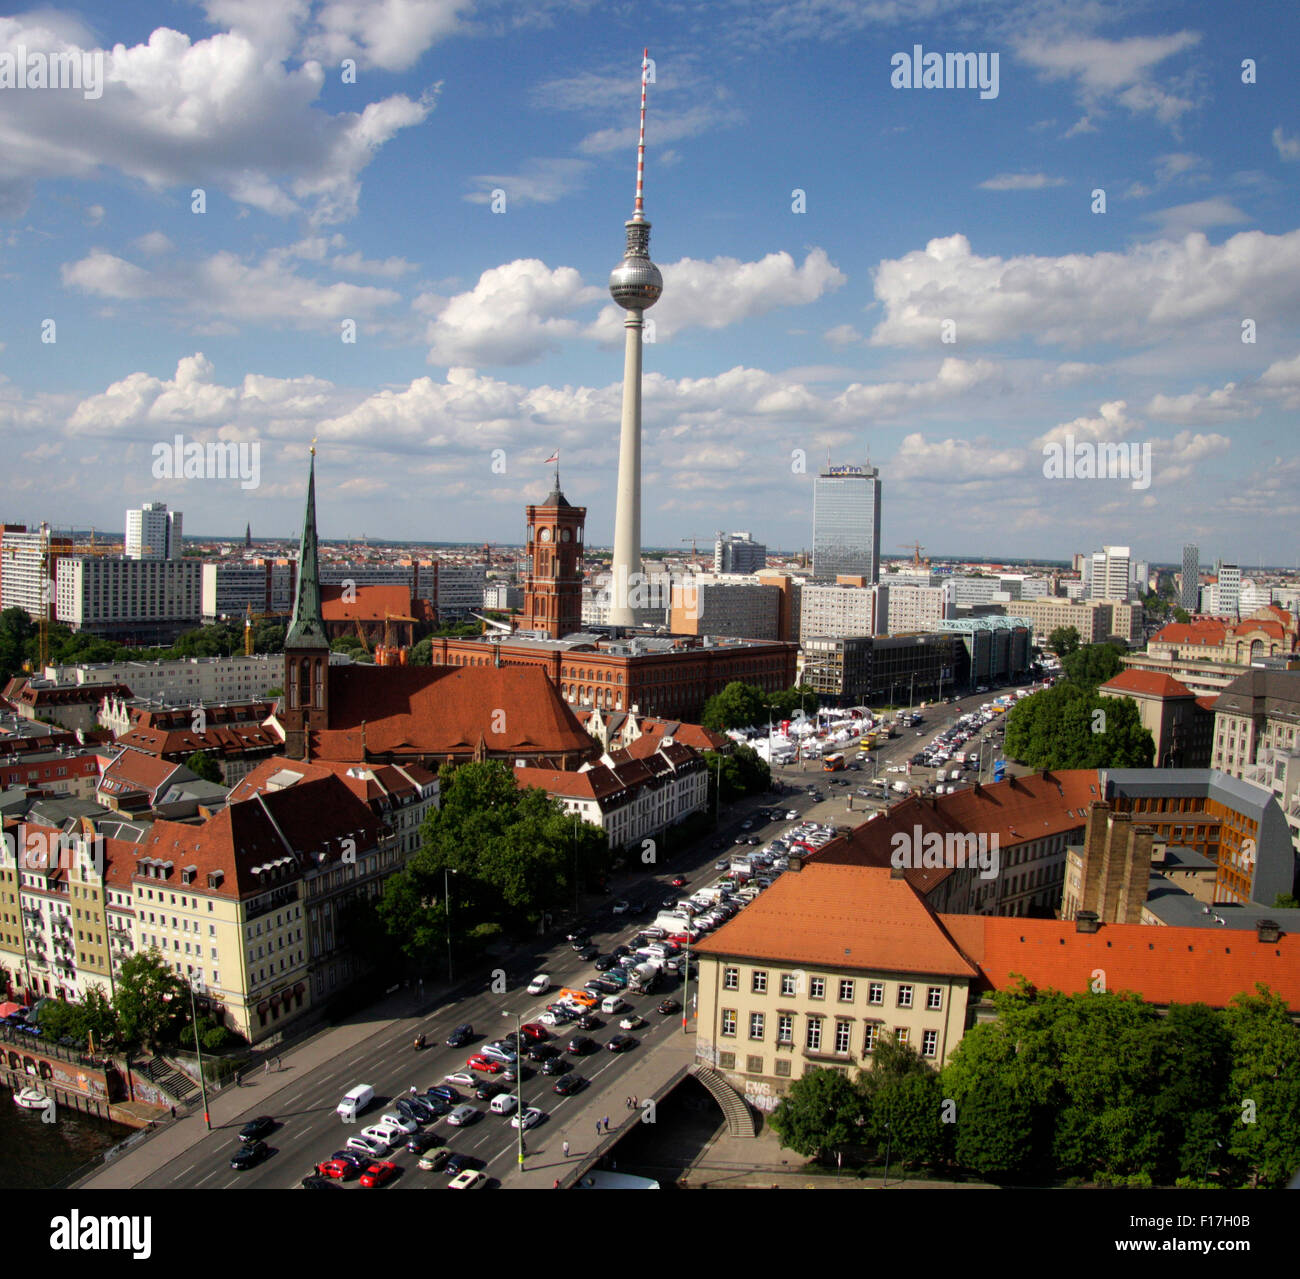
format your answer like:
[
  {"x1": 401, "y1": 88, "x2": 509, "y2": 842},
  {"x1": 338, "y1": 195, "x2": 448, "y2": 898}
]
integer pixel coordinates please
[
  {"x1": 812, "y1": 464, "x2": 881, "y2": 582},
  {"x1": 201, "y1": 559, "x2": 296, "y2": 623},
  {"x1": 0, "y1": 524, "x2": 73, "y2": 620},
  {"x1": 714, "y1": 532, "x2": 767, "y2": 575},
  {"x1": 125, "y1": 502, "x2": 182, "y2": 560},
  {"x1": 797, "y1": 581, "x2": 880, "y2": 643},
  {"x1": 669, "y1": 580, "x2": 781, "y2": 640},
  {"x1": 1180, "y1": 545, "x2": 1200, "y2": 612},
  {"x1": 1089, "y1": 545, "x2": 1131, "y2": 602},
  {"x1": 884, "y1": 582, "x2": 954, "y2": 634},
  {"x1": 1214, "y1": 561, "x2": 1241, "y2": 619},
  {"x1": 55, "y1": 556, "x2": 202, "y2": 645},
  {"x1": 936, "y1": 616, "x2": 1033, "y2": 691},
  {"x1": 800, "y1": 632, "x2": 956, "y2": 706},
  {"x1": 1099, "y1": 670, "x2": 1214, "y2": 767}
]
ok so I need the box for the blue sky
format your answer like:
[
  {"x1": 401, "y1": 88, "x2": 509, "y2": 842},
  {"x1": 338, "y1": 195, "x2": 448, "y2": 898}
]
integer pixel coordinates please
[{"x1": 0, "y1": 0, "x2": 1298, "y2": 565}]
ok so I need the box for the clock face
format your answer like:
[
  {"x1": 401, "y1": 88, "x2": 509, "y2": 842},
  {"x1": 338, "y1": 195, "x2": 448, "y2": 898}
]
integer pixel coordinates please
[
  {"x1": 561, "y1": 528, "x2": 571, "y2": 542},
  {"x1": 539, "y1": 528, "x2": 551, "y2": 542}
]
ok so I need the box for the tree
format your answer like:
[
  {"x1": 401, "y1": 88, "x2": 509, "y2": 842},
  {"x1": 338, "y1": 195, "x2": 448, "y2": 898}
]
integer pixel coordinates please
[
  {"x1": 408, "y1": 637, "x2": 433, "y2": 665},
  {"x1": 701, "y1": 681, "x2": 769, "y2": 731},
  {"x1": 769, "y1": 1066, "x2": 867, "y2": 1161},
  {"x1": 184, "y1": 750, "x2": 224, "y2": 785},
  {"x1": 113, "y1": 952, "x2": 190, "y2": 1050},
  {"x1": 1061, "y1": 641, "x2": 1124, "y2": 687},
  {"x1": 1172, "y1": 607, "x2": 1191, "y2": 624},
  {"x1": 80, "y1": 986, "x2": 119, "y2": 1050},
  {"x1": 1273, "y1": 893, "x2": 1299, "y2": 910},
  {"x1": 952, "y1": 1077, "x2": 1038, "y2": 1181},
  {"x1": 1003, "y1": 683, "x2": 1153, "y2": 770},
  {"x1": 860, "y1": 1034, "x2": 945, "y2": 1168},
  {"x1": 767, "y1": 685, "x2": 820, "y2": 720},
  {"x1": 1046, "y1": 625, "x2": 1081, "y2": 656},
  {"x1": 704, "y1": 745, "x2": 770, "y2": 806}
]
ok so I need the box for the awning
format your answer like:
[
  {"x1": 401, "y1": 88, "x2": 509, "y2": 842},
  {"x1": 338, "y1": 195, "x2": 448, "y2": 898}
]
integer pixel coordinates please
[{"x1": 0, "y1": 1002, "x2": 22, "y2": 1018}]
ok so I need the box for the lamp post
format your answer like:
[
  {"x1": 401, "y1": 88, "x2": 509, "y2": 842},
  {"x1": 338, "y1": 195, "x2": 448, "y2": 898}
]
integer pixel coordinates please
[
  {"x1": 190, "y1": 978, "x2": 212, "y2": 1130},
  {"x1": 443, "y1": 867, "x2": 458, "y2": 984},
  {"x1": 501, "y1": 1010, "x2": 525, "y2": 1168},
  {"x1": 572, "y1": 813, "x2": 580, "y2": 912},
  {"x1": 712, "y1": 752, "x2": 722, "y2": 822},
  {"x1": 882, "y1": 1120, "x2": 892, "y2": 1188}
]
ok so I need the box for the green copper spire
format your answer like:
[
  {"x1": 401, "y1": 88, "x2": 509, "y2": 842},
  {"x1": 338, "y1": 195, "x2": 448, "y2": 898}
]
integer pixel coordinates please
[{"x1": 286, "y1": 447, "x2": 329, "y2": 650}]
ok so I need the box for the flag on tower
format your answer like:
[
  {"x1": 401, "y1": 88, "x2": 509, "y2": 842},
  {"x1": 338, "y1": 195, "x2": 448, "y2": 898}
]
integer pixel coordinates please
[{"x1": 544, "y1": 451, "x2": 559, "y2": 464}]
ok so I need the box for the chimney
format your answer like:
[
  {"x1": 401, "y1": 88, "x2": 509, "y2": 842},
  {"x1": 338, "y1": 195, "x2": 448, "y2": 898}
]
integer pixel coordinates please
[
  {"x1": 787, "y1": 853, "x2": 803, "y2": 872},
  {"x1": 1256, "y1": 919, "x2": 1281, "y2": 944},
  {"x1": 890, "y1": 863, "x2": 907, "y2": 880},
  {"x1": 1075, "y1": 910, "x2": 1100, "y2": 934}
]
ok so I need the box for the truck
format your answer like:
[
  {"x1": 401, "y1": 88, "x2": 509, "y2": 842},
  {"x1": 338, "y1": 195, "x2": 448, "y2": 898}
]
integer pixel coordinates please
[
  {"x1": 654, "y1": 911, "x2": 690, "y2": 934},
  {"x1": 628, "y1": 962, "x2": 659, "y2": 995}
]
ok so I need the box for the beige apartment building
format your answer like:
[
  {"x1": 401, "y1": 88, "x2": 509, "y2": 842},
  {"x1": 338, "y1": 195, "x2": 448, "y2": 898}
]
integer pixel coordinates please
[{"x1": 1016, "y1": 597, "x2": 1138, "y2": 645}]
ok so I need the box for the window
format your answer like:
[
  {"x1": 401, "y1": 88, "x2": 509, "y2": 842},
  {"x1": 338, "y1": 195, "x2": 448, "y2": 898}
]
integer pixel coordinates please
[
  {"x1": 751, "y1": 970, "x2": 768, "y2": 994},
  {"x1": 777, "y1": 1013, "x2": 793, "y2": 1044},
  {"x1": 723, "y1": 966, "x2": 738, "y2": 991},
  {"x1": 774, "y1": 1058, "x2": 791, "y2": 1077},
  {"x1": 838, "y1": 979, "x2": 855, "y2": 1002},
  {"x1": 894, "y1": 1027, "x2": 910, "y2": 1047},
  {"x1": 863, "y1": 1024, "x2": 878, "y2": 1054},
  {"x1": 805, "y1": 1018, "x2": 822, "y2": 1051},
  {"x1": 897, "y1": 984, "x2": 913, "y2": 1008},
  {"x1": 809, "y1": 976, "x2": 825, "y2": 1000},
  {"x1": 927, "y1": 986, "x2": 943, "y2": 1011},
  {"x1": 745, "y1": 1054, "x2": 764, "y2": 1074},
  {"x1": 780, "y1": 972, "x2": 797, "y2": 996},
  {"x1": 834, "y1": 1020, "x2": 852, "y2": 1054},
  {"x1": 749, "y1": 1012, "x2": 765, "y2": 1040},
  {"x1": 922, "y1": 1029, "x2": 939, "y2": 1058},
  {"x1": 718, "y1": 1052, "x2": 735, "y2": 1070},
  {"x1": 721, "y1": 1009, "x2": 736, "y2": 1037},
  {"x1": 868, "y1": 981, "x2": 884, "y2": 1005}
]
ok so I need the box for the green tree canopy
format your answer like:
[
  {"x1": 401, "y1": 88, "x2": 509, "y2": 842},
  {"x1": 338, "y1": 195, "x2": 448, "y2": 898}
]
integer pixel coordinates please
[
  {"x1": 701, "y1": 681, "x2": 769, "y2": 731},
  {"x1": 769, "y1": 1066, "x2": 867, "y2": 1161},
  {"x1": 184, "y1": 750, "x2": 224, "y2": 785},
  {"x1": 1061, "y1": 641, "x2": 1125, "y2": 686},
  {"x1": 1003, "y1": 682, "x2": 1153, "y2": 769},
  {"x1": 113, "y1": 952, "x2": 190, "y2": 1050},
  {"x1": 1046, "y1": 625, "x2": 1081, "y2": 656}
]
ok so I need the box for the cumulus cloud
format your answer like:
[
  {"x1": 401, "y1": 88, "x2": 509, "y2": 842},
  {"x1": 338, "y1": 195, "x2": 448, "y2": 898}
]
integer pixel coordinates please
[
  {"x1": 0, "y1": 15, "x2": 435, "y2": 224},
  {"x1": 869, "y1": 229, "x2": 1300, "y2": 348},
  {"x1": 463, "y1": 158, "x2": 591, "y2": 207},
  {"x1": 824, "y1": 324, "x2": 863, "y2": 348},
  {"x1": 1146, "y1": 382, "x2": 1257, "y2": 423},
  {"x1": 300, "y1": 0, "x2": 468, "y2": 72},
  {"x1": 586, "y1": 248, "x2": 845, "y2": 343},
  {"x1": 1142, "y1": 198, "x2": 1250, "y2": 236},
  {"x1": 978, "y1": 173, "x2": 1066, "y2": 191},
  {"x1": 835, "y1": 358, "x2": 1004, "y2": 419},
  {"x1": 422, "y1": 260, "x2": 603, "y2": 366},
  {"x1": 1273, "y1": 127, "x2": 1300, "y2": 162}
]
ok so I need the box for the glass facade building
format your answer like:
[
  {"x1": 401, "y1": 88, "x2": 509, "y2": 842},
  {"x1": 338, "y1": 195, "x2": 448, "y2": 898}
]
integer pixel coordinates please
[
  {"x1": 813, "y1": 465, "x2": 881, "y2": 582},
  {"x1": 1180, "y1": 544, "x2": 1199, "y2": 612}
]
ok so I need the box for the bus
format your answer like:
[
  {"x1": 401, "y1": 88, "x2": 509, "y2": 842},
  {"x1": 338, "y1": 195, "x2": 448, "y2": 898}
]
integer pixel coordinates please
[
  {"x1": 822, "y1": 753, "x2": 845, "y2": 772},
  {"x1": 859, "y1": 732, "x2": 878, "y2": 750}
]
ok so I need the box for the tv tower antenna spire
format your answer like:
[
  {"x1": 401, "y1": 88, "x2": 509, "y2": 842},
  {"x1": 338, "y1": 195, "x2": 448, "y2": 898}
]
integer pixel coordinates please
[{"x1": 633, "y1": 47, "x2": 649, "y2": 221}]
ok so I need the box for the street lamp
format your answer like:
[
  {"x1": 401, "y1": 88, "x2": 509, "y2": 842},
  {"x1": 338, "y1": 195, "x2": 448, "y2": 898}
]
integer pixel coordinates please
[
  {"x1": 501, "y1": 1010, "x2": 525, "y2": 1167},
  {"x1": 882, "y1": 1120, "x2": 892, "y2": 1188},
  {"x1": 443, "y1": 867, "x2": 458, "y2": 984}
]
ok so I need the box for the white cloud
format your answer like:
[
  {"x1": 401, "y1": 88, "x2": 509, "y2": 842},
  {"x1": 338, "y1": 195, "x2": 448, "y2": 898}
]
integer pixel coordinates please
[
  {"x1": 869, "y1": 229, "x2": 1300, "y2": 348},
  {"x1": 463, "y1": 158, "x2": 591, "y2": 207},
  {"x1": 1146, "y1": 382, "x2": 1257, "y2": 423},
  {"x1": 586, "y1": 248, "x2": 846, "y2": 343},
  {"x1": 1142, "y1": 198, "x2": 1249, "y2": 237},
  {"x1": 824, "y1": 324, "x2": 863, "y2": 348},
  {"x1": 835, "y1": 358, "x2": 1004, "y2": 419},
  {"x1": 0, "y1": 15, "x2": 435, "y2": 225},
  {"x1": 978, "y1": 173, "x2": 1066, "y2": 191},
  {"x1": 301, "y1": 0, "x2": 469, "y2": 72},
  {"x1": 133, "y1": 231, "x2": 174, "y2": 256},
  {"x1": 577, "y1": 102, "x2": 744, "y2": 156},
  {"x1": 891, "y1": 432, "x2": 1031, "y2": 484},
  {"x1": 1273, "y1": 127, "x2": 1300, "y2": 162},
  {"x1": 423, "y1": 260, "x2": 602, "y2": 366}
]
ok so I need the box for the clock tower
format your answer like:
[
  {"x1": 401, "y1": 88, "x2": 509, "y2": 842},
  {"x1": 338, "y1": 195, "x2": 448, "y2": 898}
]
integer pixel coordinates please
[{"x1": 521, "y1": 466, "x2": 586, "y2": 638}]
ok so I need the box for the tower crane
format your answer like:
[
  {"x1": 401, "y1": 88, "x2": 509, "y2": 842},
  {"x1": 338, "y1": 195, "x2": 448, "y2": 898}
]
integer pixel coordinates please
[{"x1": 897, "y1": 542, "x2": 928, "y2": 568}]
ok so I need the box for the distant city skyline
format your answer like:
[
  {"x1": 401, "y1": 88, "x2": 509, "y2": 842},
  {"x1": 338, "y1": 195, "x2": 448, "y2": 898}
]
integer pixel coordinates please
[{"x1": 1, "y1": 3, "x2": 1297, "y2": 562}]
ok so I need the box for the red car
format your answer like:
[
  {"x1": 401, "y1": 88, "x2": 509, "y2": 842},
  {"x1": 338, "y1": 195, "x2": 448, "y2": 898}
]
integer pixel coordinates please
[
  {"x1": 670, "y1": 876, "x2": 687, "y2": 887},
  {"x1": 315, "y1": 1158, "x2": 355, "y2": 1181},
  {"x1": 520, "y1": 1022, "x2": 547, "y2": 1042},
  {"x1": 359, "y1": 1160, "x2": 398, "y2": 1188},
  {"x1": 467, "y1": 1054, "x2": 503, "y2": 1074}
]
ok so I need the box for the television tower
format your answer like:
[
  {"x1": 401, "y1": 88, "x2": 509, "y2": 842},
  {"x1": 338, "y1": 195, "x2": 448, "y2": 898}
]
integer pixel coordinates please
[{"x1": 607, "y1": 48, "x2": 662, "y2": 627}]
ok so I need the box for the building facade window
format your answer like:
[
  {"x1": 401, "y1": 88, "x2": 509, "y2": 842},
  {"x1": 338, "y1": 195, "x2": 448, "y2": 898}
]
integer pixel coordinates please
[
  {"x1": 922, "y1": 1029, "x2": 939, "y2": 1058},
  {"x1": 834, "y1": 1020, "x2": 852, "y2": 1054},
  {"x1": 805, "y1": 1018, "x2": 822, "y2": 1052},
  {"x1": 749, "y1": 1012, "x2": 765, "y2": 1040},
  {"x1": 751, "y1": 969, "x2": 768, "y2": 994},
  {"x1": 780, "y1": 972, "x2": 797, "y2": 996},
  {"x1": 777, "y1": 1013, "x2": 793, "y2": 1044},
  {"x1": 723, "y1": 966, "x2": 738, "y2": 991},
  {"x1": 721, "y1": 1009, "x2": 736, "y2": 1037},
  {"x1": 897, "y1": 984, "x2": 913, "y2": 1008},
  {"x1": 863, "y1": 1024, "x2": 878, "y2": 1054},
  {"x1": 927, "y1": 986, "x2": 943, "y2": 1011},
  {"x1": 894, "y1": 1027, "x2": 910, "y2": 1047},
  {"x1": 838, "y1": 978, "x2": 855, "y2": 1002},
  {"x1": 809, "y1": 976, "x2": 825, "y2": 999}
]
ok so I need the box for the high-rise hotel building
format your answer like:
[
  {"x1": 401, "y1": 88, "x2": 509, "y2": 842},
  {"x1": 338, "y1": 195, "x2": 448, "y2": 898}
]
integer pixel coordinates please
[{"x1": 812, "y1": 464, "x2": 881, "y2": 583}]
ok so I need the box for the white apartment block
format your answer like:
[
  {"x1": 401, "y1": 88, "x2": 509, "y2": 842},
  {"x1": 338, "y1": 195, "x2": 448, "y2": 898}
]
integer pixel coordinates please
[
  {"x1": 56, "y1": 557, "x2": 202, "y2": 640},
  {"x1": 48, "y1": 653, "x2": 286, "y2": 704},
  {"x1": 0, "y1": 525, "x2": 70, "y2": 619},
  {"x1": 885, "y1": 582, "x2": 954, "y2": 634},
  {"x1": 319, "y1": 561, "x2": 436, "y2": 603},
  {"x1": 671, "y1": 580, "x2": 780, "y2": 640},
  {"x1": 202, "y1": 559, "x2": 296, "y2": 623},
  {"x1": 434, "y1": 563, "x2": 487, "y2": 617},
  {"x1": 125, "y1": 503, "x2": 182, "y2": 560},
  {"x1": 1090, "y1": 546, "x2": 1131, "y2": 602},
  {"x1": 798, "y1": 583, "x2": 880, "y2": 642}
]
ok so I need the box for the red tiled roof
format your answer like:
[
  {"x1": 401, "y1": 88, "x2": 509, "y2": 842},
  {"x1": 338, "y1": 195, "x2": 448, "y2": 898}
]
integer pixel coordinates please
[
  {"x1": 944, "y1": 914, "x2": 1300, "y2": 1009},
  {"x1": 321, "y1": 584, "x2": 415, "y2": 622},
  {"x1": 99, "y1": 750, "x2": 191, "y2": 800},
  {"x1": 810, "y1": 770, "x2": 1100, "y2": 893},
  {"x1": 1151, "y1": 621, "x2": 1227, "y2": 648},
  {"x1": 695, "y1": 863, "x2": 982, "y2": 977},
  {"x1": 115, "y1": 723, "x2": 280, "y2": 760},
  {"x1": 1101, "y1": 670, "x2": 1195, "y2": 699},
  {"x1": 308, "y1": 665, "x2": 593, "y2": 761},
  {"x1": 515, "y1": 764, "x2": 630, "y2": 808},
  {"x1": 229, "y1": 755, "x2": 437, "y2": 810}
]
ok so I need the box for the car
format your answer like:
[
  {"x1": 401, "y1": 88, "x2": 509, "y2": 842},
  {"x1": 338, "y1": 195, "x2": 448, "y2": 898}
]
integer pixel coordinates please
[
  {"x1": 657, "y1": 998, "x2": 681, "y2": 1015},
  {"x1": 360, "y1": 1125, "x2": 398, "y2": 1150},
  {"x1": 537, "y1": 1010, "x2": 565, "y2": 1027},
  {"x1": 603, "y1": 969, "x2": 629, "y2": 989},
  {"x1": 611, "y1": 899, "x2": 630, "y2": 915},
  {"x1": 740, "y1": 819, "x2": 753, "y2": 830},
  {"x1": 639, "y1": 926, "x2": 666, "y2": 940},
  {"x1": 473, "y1": 1080, "x2": 508, "y2": 1101},
  {"x1": 314, "y1": 1158, "x2": 355, "y2": 1181},
  {"x1": 627, "y1": 898, "x2": 647, "y2": 915},
  {"x1": 231, "y1": 1140, "x2": 269, "y2": 1171},
  {"x1": 444, "y1": 1151, "x2": 477, "y2": 1176},
  {"x1": 345, "y1": 1134, "x2": 387, "y2": 1158},
  {"x1": 446, "y1": 1104, "x2": 480, "y2": 1127},
  {"x1": 510, "y1": 1107, "x2": 544, "y2": 1130},
  {"x1": 574, "y1": 1013, "x2": 601, "y2": 1030},
  {"x1": 418, "y1": 1147, "x2": 451, "y2": 1172},
  {"x1": 379, "y1": 1111, "x2": 419, "y2": 1135},
  {"x1": 619, "y1": 1014, "x2": 647, "y2": 1030},
  {"x1": 444, "y1": 1072, "x2": 475, "y2": 1087},
  {"x1": 239, "y1": 1115, "x2": 275, "y2": 1143},
  {"x1": 714, "y1": 860, "x2": 728, "y2": 871},
  {"x1": 359, "y1": 1160, "x2": 399, "y2": 1188},
  {"x1": 395, "y1": 1098, "x2": 429, "y2": 1124},
  {"x1": 528, "y1": 1041, "x2": 560, "y2": 1062},
  {"x1": 445, "y1": 1023, "x2": 474, "y2": 1048},
  {"x1": 481, "y1": 1043, "x2": 518, "y2": 1064},
  {"x1": 467, "y1": 1055, "x2": 504, "y2": 1074},
  {"x1": 575, "y1": 943, "x2": 599, "y2": 961},
  {"x1": 552, "y1": 1074, "x2": 588, "y2": 1096},
  {"x1": 733, "y1": 836, "x2": 747, "y2": 846},
  {"x1": 746, "y1": 836, "x2": 761, "y2": 845},
  {"x1": 586, "y1": 978, "x2": 620, "y2": 996},
  {"x1": 670, "y1": 875, "x2": 687, "y2": 887},
  {"x1": 592, "y1": 954, "x2": 618, "y2": 972},
  {"x1": 541, "y1": 1055, "x2": 571, "y2": 1075},
  {"x1": 567, "y1": 1035, "x2": 597, "y2": 1056},
  {"x1": 330, "y1": 1149, "x2": 370, "y2": 1171},
  {"x1": 407, "y1": 1131, "x2": 441, "y2": 1155},
  {"x1": 785, "y1": 810, "x2": 799, "y2": 819},
  {"x1": 606, "y1": 1034, "x2": 637, "y2": 1053},
  {"x1": 427, "y1": 1085, "x2": 460, "y2": 1104},
  {"x1": 520, "y1": 1022, "x2": 547, "y2": 1042},
  {"x1": 527, "y1": 974, "x2": 550, "y2": 996},
  {"x1": 300, "y1": 1174, "x2": 337, "y2": 1190},
  {"x1": 569, "y1": 936, "x2": 592, "y2": 952},
  {"x1": 449, "y1": 1169, "x2": 489, "y2": 1190}
]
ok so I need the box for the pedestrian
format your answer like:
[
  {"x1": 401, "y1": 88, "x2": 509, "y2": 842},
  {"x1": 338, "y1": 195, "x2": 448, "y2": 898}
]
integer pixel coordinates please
[
  {"x1": 632, "y1": 1095, "x2": 638, "y2": 1110},
  {"x1": 170, "y1": 1105, "x2": 176, "y2": 1119},
  {"x1": 553, "y1": 1178, "x2": 560, "y2": 1189},
  {"x1": 595, "y1": 1120, "x2": 601, "y2": 1137},
  {"x1": 409, "y1": 1085, "x2": 417, "y2": 1096},
  {"x1": 264, "y1": 1060, "x2": 269, "y2": 1075},
  {"x1": 562, "y1": 1140, "x2": 570, "y2": 1157},
  {"x1": 603, "y1": 1115, "x2": 610, "y2": 1132}
]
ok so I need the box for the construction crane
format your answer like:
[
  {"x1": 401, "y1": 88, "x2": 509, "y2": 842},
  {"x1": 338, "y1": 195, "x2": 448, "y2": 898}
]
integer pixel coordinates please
[
  {"x1": 897, "y1": 542, "x2": 928, "y2": 568},
  {"x1": 679, "y1": 536, "x2": 710, "y2": 565}
]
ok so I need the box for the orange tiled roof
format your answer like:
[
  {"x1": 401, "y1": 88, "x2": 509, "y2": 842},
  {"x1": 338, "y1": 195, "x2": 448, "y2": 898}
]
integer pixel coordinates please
[
  {"x1": 229, "y1": 755, "x2": 437, "y2": 810},
  {"x1": 321, "y1": 584, "x2": 415, "y2": 622},
  {"x1": 942, "y1": 914, "x2": 1300, "y2": 1009},
  {"x1": 1152, "y1": 621, "x2": 1227, "y2": 648},
  {"x1": 1101, "y1": 670, "x2": 1195, "y2": 699},
  {"x1": 694, "y1": 862, "x2": 982, "y2": 977}
]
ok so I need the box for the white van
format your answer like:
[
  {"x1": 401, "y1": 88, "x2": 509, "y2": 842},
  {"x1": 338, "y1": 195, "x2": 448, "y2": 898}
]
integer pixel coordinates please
[
  {"x1": 601, "y1": 995, "x2": 627, "y2": 1015},
  {"x1": 337, "y1": 1084, "x2": 374, "y2": 1121},
  {"x1": 489, "y1": 1093, "x2": 519, "y2": 1115}
]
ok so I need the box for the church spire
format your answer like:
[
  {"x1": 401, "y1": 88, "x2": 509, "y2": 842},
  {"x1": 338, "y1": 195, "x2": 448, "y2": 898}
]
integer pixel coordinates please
[{"x1": 286, "y1": 446, "x2": 329, "y2": 651}]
